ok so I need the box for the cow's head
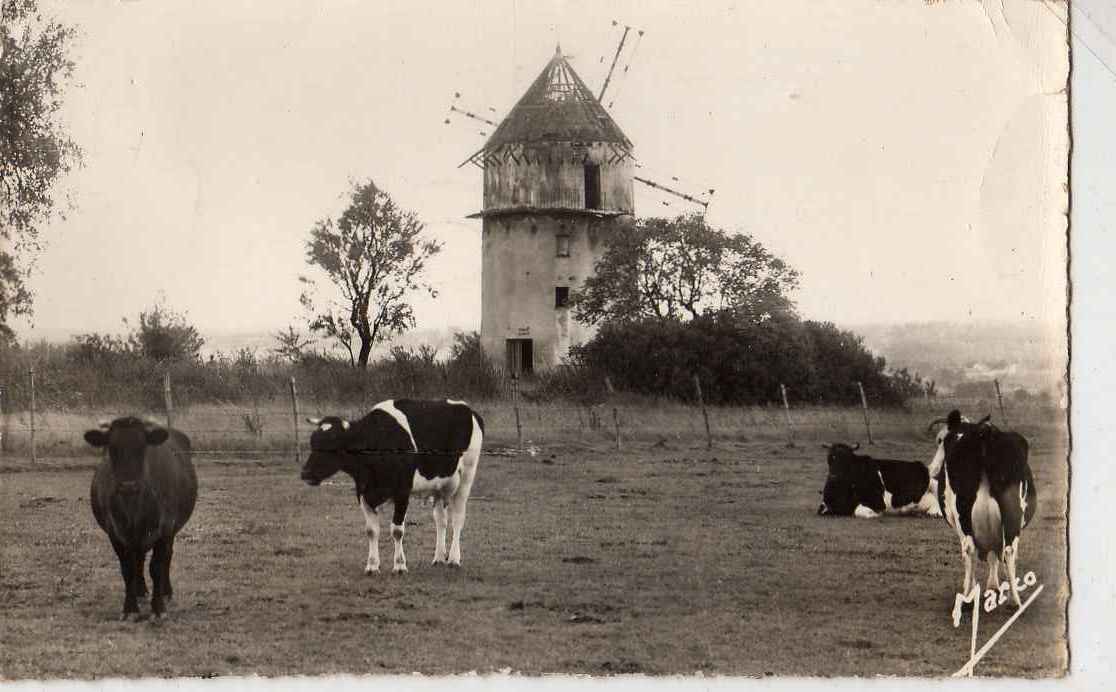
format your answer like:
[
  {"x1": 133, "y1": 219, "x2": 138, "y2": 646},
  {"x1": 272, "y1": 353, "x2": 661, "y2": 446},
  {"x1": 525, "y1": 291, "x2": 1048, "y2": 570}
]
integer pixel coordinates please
[
  {"x1": 300, "y1": 416, "x2": 352, "y2": 486},
  {"x1": 926, "y1": 410, "x2": 991, "y2": 476},
  {"x1": 817, "y1": 442, "x2": 864, "y2": 516},
  {"x1": 84, "y1": 417, "x2": 169, "y2": 492}
]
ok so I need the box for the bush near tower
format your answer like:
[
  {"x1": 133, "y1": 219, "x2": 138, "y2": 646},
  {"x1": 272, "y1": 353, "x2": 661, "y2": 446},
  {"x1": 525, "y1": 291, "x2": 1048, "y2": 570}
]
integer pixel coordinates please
[{"x1": 569, "y1": 213, "x2": 920, "y2": 407}]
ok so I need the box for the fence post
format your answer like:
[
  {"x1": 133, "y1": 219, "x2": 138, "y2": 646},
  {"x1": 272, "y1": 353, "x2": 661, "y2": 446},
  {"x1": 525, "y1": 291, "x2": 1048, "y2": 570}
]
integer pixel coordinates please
[
  {"x1": 289, "y1": 377, "x2": 301, "y2": 464},
  {"x1": 694, "y1": 374, "x2": 712, "y2": 450},
  {"x1": 163, "y1": 372, "x2": 174, "y2": 429},
  {"x1": 28, "y1": 367, "x2": 37, "y2": 463},
  {"x1": 511, "y1": 374, "x2": 523, "y2": 450},
  {"x1": 605, "y1": 377, "x2": 620, "y2": 451},
  {"x1": 0, "y1": 385, "x2": 6, "y2": 455},
  {"x1": 779, "y1": 383, "x2": 794, "y2": 447},
  {"x1": 856, "y1": 381, "x2": 874, "y2": 445},
  {"x1": 993, "y1": 379, "x2": 1008, "y2": 426}
]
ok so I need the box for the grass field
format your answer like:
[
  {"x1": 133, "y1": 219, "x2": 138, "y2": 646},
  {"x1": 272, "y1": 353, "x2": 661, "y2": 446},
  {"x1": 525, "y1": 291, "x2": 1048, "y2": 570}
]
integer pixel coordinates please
[{"x1": 0, "y1": 405, "x2": 1068, "y2": 679}]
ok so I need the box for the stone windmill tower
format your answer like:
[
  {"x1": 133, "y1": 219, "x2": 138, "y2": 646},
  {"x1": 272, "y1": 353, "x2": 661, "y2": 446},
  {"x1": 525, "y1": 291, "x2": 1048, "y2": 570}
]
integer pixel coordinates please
[{"x1": 463, "y1": 45, "x2": 635, "y2": 375}]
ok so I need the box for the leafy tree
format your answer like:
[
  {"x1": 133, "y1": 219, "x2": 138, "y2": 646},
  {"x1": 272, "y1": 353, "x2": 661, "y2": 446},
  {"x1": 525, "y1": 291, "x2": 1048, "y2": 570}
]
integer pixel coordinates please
[
  {"x1": 270, "y1": 325, "x2": 314, "y2": 364},
  {"x1": 573, "y1": 213, "x2": 799, "y2": 326},
  {"x1": 124, "y1": 300, "x2": 205, "y2": 362},
  {"x1": 299, "y1": 180, "x2": 441, "y2": 368},
  {"x1": 1, "y1": 0, "x2": 82, "y2": 340}
]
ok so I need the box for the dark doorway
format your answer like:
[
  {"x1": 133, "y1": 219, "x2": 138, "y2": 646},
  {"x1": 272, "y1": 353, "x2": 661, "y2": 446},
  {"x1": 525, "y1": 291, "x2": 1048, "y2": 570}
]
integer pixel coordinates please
[
  {"x1": 555, "y1": 286, "x2": 570, "y2": 308},
  {"x1": 506, "y1": 339, "x2": 533, "y2": 376},
  {"x1": 584, "y1": 163, "x2": 601, "y2": 209}
]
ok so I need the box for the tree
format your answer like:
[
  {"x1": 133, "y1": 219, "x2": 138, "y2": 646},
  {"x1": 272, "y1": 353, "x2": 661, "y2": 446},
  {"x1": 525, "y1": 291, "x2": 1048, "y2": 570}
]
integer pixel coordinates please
[
  {"x1": 270, "y1": 325, "x2": 315, "y2": 364},
  {"x1": 572, "y1": 213, "x2": 799, "y2": 326},
  {"x1": 124, "y1": 300, "x2": 205, "y2": 362},
  {"x1": 299, "y1": 180, "x2": 441, "y2": 368},
  {"x1": 1, "y1": 0, "x2": 82, "y2": 340}
]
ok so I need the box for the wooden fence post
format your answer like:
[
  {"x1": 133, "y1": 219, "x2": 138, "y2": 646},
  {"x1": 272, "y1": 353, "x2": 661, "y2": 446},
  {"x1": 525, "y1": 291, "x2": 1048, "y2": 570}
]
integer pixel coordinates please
[
  {"x1": 163, "y1": 372, "x2": 174, "y2": 429},
  {"x1": 28, "y1": 367, "x2": 37, "y2": 463},
  {"x1": 779, "y1": 383, "x2": 794, "y2": 447},
  {"x1": 0, "y1": 385, "x2": 6, "y2": 455},
  {"x1": 289, "y1": 377, "x2": 301, "y2": 464},
  {"x1": 856, "y1": 381, "x2": 874, "y2": 445},
  {"x1": 511, "y1": 374, "x2": 523, "y2": 450},
  {"x1": 694, "y1": 374, "x2": 712, "y2": 450},
  {"x1": 993, "y1": 379, "x2": 1008, "y2": 426},
  {"x1": 605, "y1": 377, "x2": 620, "y2": 451}
]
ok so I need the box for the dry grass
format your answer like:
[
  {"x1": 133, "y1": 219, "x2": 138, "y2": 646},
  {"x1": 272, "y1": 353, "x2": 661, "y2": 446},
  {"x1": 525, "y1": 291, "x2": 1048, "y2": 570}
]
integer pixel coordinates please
[{"x1": 0, "y1": 404, "x2": 1067, "y2": 678}]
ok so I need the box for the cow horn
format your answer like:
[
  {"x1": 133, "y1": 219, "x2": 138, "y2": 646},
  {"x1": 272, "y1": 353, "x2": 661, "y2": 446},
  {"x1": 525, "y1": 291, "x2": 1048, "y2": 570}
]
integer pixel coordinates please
[
  {"x1": 306, "y1": 417, "x2": 322, "y2": 425},
  {"x1": 977, "y1": 414, "x2": 992, "y2": 426},
  {"x1": 97, "y1": 419, "x2": 112, "y2": 429},
  {"x1": 850, "y1": 442, "x2": 860, "y2": 451},
  {"x1": 925, "y1": 417, "x2": 948, "y2": 434}
]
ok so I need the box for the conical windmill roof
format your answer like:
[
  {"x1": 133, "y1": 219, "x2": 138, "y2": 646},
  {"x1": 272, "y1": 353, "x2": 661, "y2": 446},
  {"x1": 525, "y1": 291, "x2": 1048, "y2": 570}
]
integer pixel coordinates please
[{"x1": 484, "y1": 46, "x2": 633, "y2": 151}]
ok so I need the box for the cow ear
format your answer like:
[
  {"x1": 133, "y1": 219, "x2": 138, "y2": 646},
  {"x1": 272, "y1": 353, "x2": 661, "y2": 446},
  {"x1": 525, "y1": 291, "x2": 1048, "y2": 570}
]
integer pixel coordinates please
[
  {"x1": 146, "y1": 428, "x2": 170, "y2": 446},
  {"x1": 84, "y1": 430, "x2": 109, "y2": 447}
]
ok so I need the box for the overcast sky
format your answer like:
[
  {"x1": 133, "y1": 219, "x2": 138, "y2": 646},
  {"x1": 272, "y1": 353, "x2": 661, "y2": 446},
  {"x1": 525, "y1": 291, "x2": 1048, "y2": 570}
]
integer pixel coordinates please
[{"x1": 14, "y1": 0, "x2": 1072, "y2": 340}]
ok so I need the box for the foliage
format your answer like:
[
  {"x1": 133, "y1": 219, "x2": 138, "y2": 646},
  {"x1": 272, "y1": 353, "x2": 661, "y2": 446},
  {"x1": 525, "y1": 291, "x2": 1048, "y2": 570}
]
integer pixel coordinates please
[
  {"x1": 299, "y1": 180, "x2": 441, "y2": 369},
  {"x1": 572, "y1": 213, "x2": 799, "y2": 326},
  {"x1": 571, "y1": 312, "x2": 915, "y2": 407},
  {"x1": 270, "y1": 325, "x2": 314, "y2": 364},
  {"x1": 0, "y1": 0, "x2": 82, "y2": 335},
  {"x1": 124, "y1": 300, "x2": 205, "y2": 362}
]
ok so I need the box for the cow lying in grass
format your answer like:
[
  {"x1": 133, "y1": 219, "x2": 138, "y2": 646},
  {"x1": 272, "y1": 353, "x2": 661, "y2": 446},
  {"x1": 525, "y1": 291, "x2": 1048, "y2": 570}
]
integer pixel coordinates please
[
  {"x1": 300, "y1": 399, "x2": 484, "y2": 574},
  {"x1": 817, "y1": 443, "x2": 941, "y2": 518}
]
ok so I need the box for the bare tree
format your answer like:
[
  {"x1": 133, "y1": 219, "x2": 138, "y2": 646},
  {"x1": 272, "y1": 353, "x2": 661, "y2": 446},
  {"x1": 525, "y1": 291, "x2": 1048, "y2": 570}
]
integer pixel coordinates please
[{"x1": 299, "y1": 180, "x2": 441, "y2": 368}]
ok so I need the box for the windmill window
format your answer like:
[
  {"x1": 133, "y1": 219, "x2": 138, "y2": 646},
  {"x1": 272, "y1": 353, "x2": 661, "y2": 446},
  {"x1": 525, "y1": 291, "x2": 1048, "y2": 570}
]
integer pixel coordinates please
[
  {"x1": 584, "y1": 163, "x2": 601, "y2": 209},
  {"x1": 556, "y1": 234, "x2": 571, "y2": 257},
  {"x1": 555, "y1": 286, "x2": 570, "y2": 309}
]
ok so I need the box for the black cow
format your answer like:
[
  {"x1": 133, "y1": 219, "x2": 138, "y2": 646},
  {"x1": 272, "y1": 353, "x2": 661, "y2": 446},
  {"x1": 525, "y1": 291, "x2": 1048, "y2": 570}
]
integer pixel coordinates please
[
  {"x1": 300, "y1": 399, "x2": 484, "y2": 574},
  {"x1": 928, "y1": 410, "x2": 1037, "y2": 623},
  {"x1": 817, "y1": 442, "x2": 941, "y2": 518},
  {"x1": 85, "y1": 417, "x2": 197, "y2": 621}
]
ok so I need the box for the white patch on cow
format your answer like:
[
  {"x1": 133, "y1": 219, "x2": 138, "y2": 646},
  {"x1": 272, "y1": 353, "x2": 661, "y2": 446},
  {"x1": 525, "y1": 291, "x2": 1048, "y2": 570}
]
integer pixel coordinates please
[
  {"x1": 928, "y1": 434, "x2": 945, "y2": 479},
  {"x1": 877, "y1": 471, "x2": 893, "y2": 510},
  {"x1": 359, "y1": 496, "x2": 380, "y2": 574},
  {"x1": 372, "y1": 400, "x2": 417, "y2": 451},
  {"x1": 918, "y1": 482, "x2": 942, "y2": 517},
  {"x1": 943, "y1": 468, "x2": 961, "y2": 533},
  {"x1": 1019, "y1": 480, "x2": 1029, "y2": 528},
  {"x1": 853, "y1": 504, "x2": 879, "y2": 519},
  {"x1": 410, "y1": 469, "x2": 461, "y2": 498},
  {"x1": 971, "y1": 475, "x2": 1003, "y2": 558},
  {"x1": 319, "y1": 422, "x2": 332, "y2": 432},
  {"x1": 431, "y1": 501, "x2": 448, "y2": 565},
  {"x1": 446, "y1": 399, "x2": 468, "y2": 406}
]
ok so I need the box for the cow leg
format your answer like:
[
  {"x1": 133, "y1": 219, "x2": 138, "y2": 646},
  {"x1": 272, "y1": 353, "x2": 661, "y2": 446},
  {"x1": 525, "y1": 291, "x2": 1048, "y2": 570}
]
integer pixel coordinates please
[
  {"x1": 111, "y1": 539, "x2": 141, "y2": 620},
  {"x1": 986, "y1": 553, "x2": 1001, "y2": 591},
  {"x1": 391, "y1": 495, "x2": 410, "y2": 574},
  {"x1": 1003, "y1": 537, "x2": 1023, "y2": 608},
  {"x1": 431, "y1": 499, "x2": 448, "y2": 565},
  {"x1": 150, "y1": 540, "x2": 171, "y2": 619},
  {"x1": 359, "y1": 497, "x2": 381, "y2": 574},
  {"x1": 447, "y1": 494, "x2": 471, "y2": 567},
  {"x1": 134, "y1": 551, "x2": 148, "y2": 605}
]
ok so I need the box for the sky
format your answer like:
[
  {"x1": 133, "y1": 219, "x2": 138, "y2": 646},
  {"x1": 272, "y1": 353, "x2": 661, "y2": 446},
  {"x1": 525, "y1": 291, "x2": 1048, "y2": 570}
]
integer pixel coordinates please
[{"x1": 12, "y1": 0, "x2": 1073, "y2": 340}]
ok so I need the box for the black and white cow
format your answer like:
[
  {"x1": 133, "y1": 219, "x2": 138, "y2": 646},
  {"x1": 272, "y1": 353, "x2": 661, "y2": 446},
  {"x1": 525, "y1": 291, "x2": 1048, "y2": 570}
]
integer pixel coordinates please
[
  {"x1": 300, "y1": 399, "x2": 484, "y2": 574},
  {"x1": 928, "y1": 410, "x2": 1037, "y2": 620},
  {"x1": 817, "y1": 443, "x2": 941, "y2": 518}
]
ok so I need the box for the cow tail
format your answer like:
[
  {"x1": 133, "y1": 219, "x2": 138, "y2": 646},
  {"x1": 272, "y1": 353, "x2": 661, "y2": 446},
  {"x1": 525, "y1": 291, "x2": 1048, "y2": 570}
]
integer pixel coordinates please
[{"x1": 472, "y1": 411, "x2": 486, "y2": 436}]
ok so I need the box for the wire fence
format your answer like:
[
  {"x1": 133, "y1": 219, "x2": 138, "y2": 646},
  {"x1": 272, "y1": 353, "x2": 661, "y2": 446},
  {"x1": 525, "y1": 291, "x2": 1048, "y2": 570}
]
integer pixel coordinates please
[{"x1": 0, "y1": 366, "x2": 1049, "y2": 465}]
